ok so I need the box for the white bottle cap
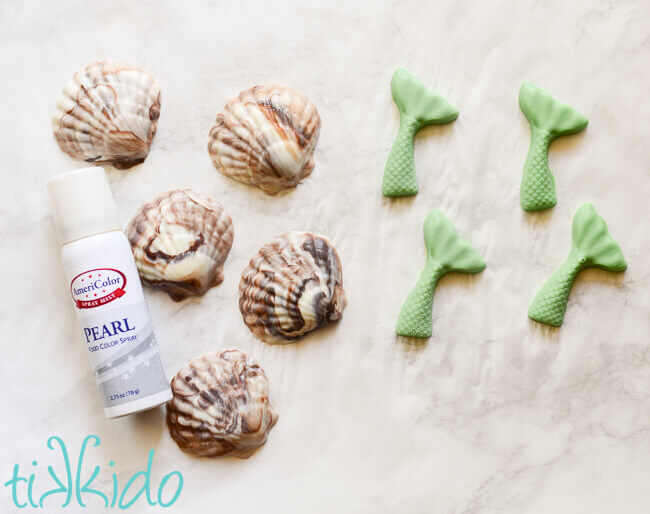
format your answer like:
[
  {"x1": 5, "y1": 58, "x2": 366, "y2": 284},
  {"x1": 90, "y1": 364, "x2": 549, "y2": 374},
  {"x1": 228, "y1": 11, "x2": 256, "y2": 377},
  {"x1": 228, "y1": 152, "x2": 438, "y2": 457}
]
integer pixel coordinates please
[{"x1": 47, "y1": 167, "x2": 122, "y2": 245}]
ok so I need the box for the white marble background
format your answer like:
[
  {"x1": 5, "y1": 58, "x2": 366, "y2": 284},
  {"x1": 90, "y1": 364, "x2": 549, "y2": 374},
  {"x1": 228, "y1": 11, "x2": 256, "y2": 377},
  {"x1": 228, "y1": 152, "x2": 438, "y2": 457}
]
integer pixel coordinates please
[{"x1": 1, "y1": 0, "x2": 649, "y2": 512}]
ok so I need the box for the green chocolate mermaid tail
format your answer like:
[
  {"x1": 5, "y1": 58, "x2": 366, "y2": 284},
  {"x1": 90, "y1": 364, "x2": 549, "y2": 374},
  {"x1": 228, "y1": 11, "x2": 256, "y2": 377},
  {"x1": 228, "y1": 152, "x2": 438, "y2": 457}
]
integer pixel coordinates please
[
  {"x1": 422, "y1": 211, "x2": 486, "y2": 273},
  {"x1": 529, "y1": 203, "x2": 626, "y2": 326},
  {"x1": 527, "y1": 257, "x2": 582, "y2": 327},
  {"x1": 571, "y1": 203, "x2": 627, "y2": 271},
  {"x1": 519, "y1": 82, "x2": 588, "y2": 211},
  {"x1": 396, "y1": 210, "x2": 486, "y2": 338},
  {"x1": 382, "y1": 68, "x2": 458, "y2": 198},
  {"x1": 395, "y1": 262, "x2": 441, "y2": 338}
]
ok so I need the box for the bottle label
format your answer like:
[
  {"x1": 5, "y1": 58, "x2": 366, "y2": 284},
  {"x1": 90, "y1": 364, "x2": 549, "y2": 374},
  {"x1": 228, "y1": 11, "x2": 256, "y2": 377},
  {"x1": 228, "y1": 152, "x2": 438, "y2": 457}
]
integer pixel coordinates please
[
  {"x1": 62, "y1": 233, "x2": 169, "y2": 411},
  {"x1": 73, "y1": 293, "x2": 169, "y2": 408},
  {"x1": 70, "y1": 268, "x2": 127, "y2": 309}
]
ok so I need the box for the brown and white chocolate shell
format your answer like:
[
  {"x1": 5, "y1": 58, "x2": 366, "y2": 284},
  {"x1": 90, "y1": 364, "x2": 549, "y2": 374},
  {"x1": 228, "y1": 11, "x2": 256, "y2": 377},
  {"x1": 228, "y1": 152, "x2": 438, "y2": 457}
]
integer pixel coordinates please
[
  {"x1": 53, "y1": 60, "x2": 161, "y2": 169},
  {"x1": 125, "y1": 189, "x2": 234, "y2": 301},
  {"x1": 239, "y1": 231, "x2": 346, "y2": 344},
  {"x1": 208, "y1": 85, "x2": 320, "y2": 194},
  {"x1": 167, "y1": 349, "x2": 278, "y2": 458}
]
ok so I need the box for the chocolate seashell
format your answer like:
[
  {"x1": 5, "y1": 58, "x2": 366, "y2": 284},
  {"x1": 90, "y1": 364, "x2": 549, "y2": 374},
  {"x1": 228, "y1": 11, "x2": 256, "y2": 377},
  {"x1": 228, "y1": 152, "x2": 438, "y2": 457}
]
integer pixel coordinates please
[
  {"x1": 167, "y1": 349, "x2": 278, "y2": 458},
  {"x1": 239, "y1": 231, "x2": 346, "y2": 343},
  {"x1": 125, "y1": 189, "x2": 234, "y2": 301},
  {"x1": 53, "y1": 60, "x2": 161, "y2": 169},
  {"x1": 208, "y1": 85, "x2": 320, "y2": 194}
]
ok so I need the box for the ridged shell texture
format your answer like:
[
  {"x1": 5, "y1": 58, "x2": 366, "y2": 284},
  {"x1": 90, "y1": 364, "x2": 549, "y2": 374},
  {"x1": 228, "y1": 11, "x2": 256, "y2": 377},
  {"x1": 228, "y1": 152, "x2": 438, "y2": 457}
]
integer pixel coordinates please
[
  {"x1": 239, "y1": 231, "x2": 346, "y2": 343},
  {"x1": 125, "y1": 189, "x2": 234, "y2": 301},
  {"x1": 53, "y1": 60, "x2": 161, "y2": 169},
  {"x1": 208, "y1": 85, "x2": 320, "y2": 194},
  {"x1": 167, "y1": 349, "x2": 278, "y2": 458}
]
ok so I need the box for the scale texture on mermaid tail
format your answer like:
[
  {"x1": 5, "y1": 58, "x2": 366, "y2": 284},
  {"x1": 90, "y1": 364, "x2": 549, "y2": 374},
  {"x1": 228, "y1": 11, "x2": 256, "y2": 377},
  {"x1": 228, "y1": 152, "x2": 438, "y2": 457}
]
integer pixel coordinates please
[
  {"x1": 396, "y1": 210, "x2": 486, "y2": 338},
  {"x1": 519, "y1": 82, "x2": 588, "y2": 211},
  {"x1": 382, "y1": 68, "x2": 458, "y2": 198},
  {"x1": 529, "y1": 203, "x2": 627, "y2": 326}
]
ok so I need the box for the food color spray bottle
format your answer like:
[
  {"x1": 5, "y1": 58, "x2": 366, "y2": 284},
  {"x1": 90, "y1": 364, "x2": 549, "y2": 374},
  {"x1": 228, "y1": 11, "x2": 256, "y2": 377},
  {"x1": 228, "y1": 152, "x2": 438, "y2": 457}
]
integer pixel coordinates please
[{"x1": 47, "y1": 167, "x2": 171, "y2": 418}]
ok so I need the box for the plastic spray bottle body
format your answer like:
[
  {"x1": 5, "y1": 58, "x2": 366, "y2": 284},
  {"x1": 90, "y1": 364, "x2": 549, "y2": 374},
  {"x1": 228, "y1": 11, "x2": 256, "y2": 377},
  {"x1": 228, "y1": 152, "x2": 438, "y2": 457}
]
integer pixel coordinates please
[{"x1": 48, "y1": 167, "x2": 171, "y2": 418}]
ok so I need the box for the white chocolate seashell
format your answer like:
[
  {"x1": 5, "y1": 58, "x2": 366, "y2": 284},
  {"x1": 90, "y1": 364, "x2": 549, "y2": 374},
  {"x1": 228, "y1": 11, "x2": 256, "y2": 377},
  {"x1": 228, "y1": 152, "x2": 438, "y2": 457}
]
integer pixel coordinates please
[
  {"x1": 53, "y1": 60, "x2": 161, "y2": 169},
  {"x1": 125, "y1": 189, "x2": 234, "y2": 301},
  {"x1": 167, "y1": 349, "x2": 278, "y2": 458},
  {"x1": 208, "y1": 85, "x2": 321, "y2": 194},
  {"x1": 239, "y1": 231, "x2": 346, "y2": 343}
]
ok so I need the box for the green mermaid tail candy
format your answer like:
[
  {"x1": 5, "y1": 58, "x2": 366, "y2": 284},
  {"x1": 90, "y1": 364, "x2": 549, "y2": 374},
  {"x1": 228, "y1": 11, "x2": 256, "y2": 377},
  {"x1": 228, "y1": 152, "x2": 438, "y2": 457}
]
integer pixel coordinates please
[
  {"x1": 529, "y1": 203, "x2": 627, "y2": 326},
  {"x1": 382, "y1": 68, "x2": 458, "y2": 197},
  {"x1": 519, "y1": 82, "x2": 588, "y2": 211},
  {"x1": 396, "y1": 210, "x2": 486, "y2": 338}
]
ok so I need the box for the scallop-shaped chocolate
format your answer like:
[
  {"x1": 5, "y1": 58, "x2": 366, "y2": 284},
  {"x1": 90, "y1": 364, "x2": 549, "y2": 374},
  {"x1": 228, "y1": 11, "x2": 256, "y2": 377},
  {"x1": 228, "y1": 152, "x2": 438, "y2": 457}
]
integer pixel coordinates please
[
  {"x1": 125, "y1": 189, "x2": 234, "y2": 301},
  {"x1": 208, "y1": 85, "x2": 321, "y2": 194},
  {"x1": 239, "y1": 231, "x2": 346, "y2": 343},
  {"x1": 167, "y1": 349, "x2": 278, "y2": 458},
  {"x1": 53, "y1": 60, "x2": 161, "y2": 169}
]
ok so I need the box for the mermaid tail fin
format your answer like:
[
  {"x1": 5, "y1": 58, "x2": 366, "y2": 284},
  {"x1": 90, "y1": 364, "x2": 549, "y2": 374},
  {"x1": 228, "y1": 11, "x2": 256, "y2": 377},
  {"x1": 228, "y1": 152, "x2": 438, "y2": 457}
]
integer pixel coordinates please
[
  {"x1": 572, "y1": 203, "x2": 627, "y2": 271},
  {"x1": 518, "y1": 82, "x2": 588, "y2": 211},
  {"x1": 423, "y1": 210, "x2": 486, "y2": 273},
  {"x1": 391, "y1": 68, "x2": 459, "y2": 126},
  {"x1": 528, "y1": 203, "x2": 626, "y2": 326},
  {"x1": 382, "y1": 69, "x2": 458, "y2": 197},
  {"x1": 519, "y1": 82, "x2": 588, "y2": 137},
  {"x1": 396, "y1": 210, "x2": 485, "y2": 338}
]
